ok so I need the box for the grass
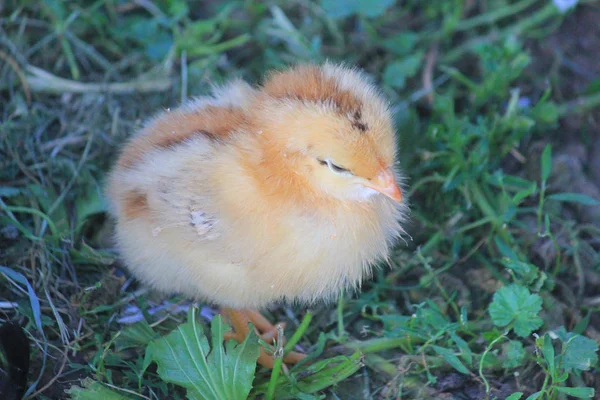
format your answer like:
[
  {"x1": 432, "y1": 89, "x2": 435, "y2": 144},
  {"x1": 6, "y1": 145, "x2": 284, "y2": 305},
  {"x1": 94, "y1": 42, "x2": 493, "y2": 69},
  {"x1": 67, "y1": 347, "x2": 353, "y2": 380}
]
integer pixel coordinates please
[{"x1": 1, "y1": 0, "x2": 600, "y2": 399}]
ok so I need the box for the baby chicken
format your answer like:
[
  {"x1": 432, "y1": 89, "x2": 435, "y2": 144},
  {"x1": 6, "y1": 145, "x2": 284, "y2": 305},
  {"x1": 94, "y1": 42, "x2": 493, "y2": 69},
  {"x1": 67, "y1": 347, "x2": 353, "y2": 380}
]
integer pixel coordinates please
[{"x1": 106, "y1": 63, "x2": 406, "y2": 367}]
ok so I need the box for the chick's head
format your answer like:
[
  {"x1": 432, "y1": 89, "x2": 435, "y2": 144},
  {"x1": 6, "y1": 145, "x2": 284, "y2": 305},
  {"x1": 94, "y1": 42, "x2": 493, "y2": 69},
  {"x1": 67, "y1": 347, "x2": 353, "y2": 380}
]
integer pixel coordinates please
[{"x1": 256, "y1": 63, "x2": 402, "y2": 203}]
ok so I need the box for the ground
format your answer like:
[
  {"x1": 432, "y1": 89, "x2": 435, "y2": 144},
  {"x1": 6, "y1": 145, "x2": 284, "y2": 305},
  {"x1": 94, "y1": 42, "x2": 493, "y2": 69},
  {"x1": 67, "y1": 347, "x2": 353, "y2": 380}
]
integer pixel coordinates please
[{"x1": 0, "y1": 1, "x2": 599, "y2": 399}]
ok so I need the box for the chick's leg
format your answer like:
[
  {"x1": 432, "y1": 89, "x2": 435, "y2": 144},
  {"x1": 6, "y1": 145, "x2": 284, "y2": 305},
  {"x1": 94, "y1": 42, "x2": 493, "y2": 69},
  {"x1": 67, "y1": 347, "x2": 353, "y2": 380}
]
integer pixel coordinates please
[
  {"x1": 245, "y1": 310, "x2": 285, "y2": 342},
  {"x1": 221, "y1": 308, "x2": 306, "y2": 368},
  {"x1": 221, "y1": 308, "x2": 275, "y2": 368}
]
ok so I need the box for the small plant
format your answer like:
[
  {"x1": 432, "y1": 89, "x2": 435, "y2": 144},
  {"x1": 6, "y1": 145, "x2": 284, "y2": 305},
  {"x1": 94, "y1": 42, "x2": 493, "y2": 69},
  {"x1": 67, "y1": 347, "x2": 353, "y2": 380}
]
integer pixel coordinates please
[
  {"x1": 143, "y1": 308, "x2": 260, "y2": 400},
  {"x1": 489, "y1": 284, "x2": 543, "y2": 337}
]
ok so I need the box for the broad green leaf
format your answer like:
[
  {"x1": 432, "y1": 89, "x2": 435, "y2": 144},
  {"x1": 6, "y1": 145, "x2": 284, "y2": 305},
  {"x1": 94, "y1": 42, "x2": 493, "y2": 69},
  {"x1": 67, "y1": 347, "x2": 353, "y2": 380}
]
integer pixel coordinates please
[
  {"x1": 554, "y1": 386, "x2": 595, "y2": 398},
  {"x1": 383, "y1": 51, "x2": 425, "y2": 89},
  {"x1": 145, "y1": 309, "x2": 260, "y2": 400},
  {"x1": 28, "y1": 183, "x2": 69, "y2": 235},
  {"x1": 320, "y1": 0, "x2": 394, "y2": 19},
  {"x1": 505, "y1": 393, "x2": 523, "y2": 400},
  {"x1": 75, "y1": 183, "x2": 108, "y2": 230},
  {"x1": 532, "y1": 101, "x2": 558, "y2": 125},
  {"x1": 354, "y1": 0, "x2": 395, "y2": 17},
  {"x1": 561, "y1": 334, "x2": 598, "y2": 371},
  {"x1": 421, "y1": 300, "x2": 453, "y2": 329},
  {"x1": 502, "y1": 340, "x2": 525, "y2": 369},
  {"x1": 66, "y1": 378, "x2": 131, "y2": 399},
  {"x1": 126, "y1": 18, "x2": 174, "y2": 60},
  {"x1": 541, "y1": 145, "x2": 552, "y2": 182},
  {"x1": 40, "y1": 0, "x2": 66, "y2": 21},
  {"x1": 501, "y1": 258, "x2": 538, "y2": 285},
  {"x1": 431, "y1": 345, "x2": 470, "y2": 374},
  {"x1": 547, "y1": 193, "x2": 600, "y2": 206},
  {"x1": 382, "y1": 32, "x2": 419, "y2": 55},
  {"x1": 488, "y1": 284, "x2": 543, "y2": 337},
  {"x1": 145, "y1": 32, "x2": 174, "y2": 60},
  {"x1": 115, "y1": 319, "x2": 159, "y2": 351},
  {"x1": 320, "y1": 0, "x2": 355, "y2": 19}
]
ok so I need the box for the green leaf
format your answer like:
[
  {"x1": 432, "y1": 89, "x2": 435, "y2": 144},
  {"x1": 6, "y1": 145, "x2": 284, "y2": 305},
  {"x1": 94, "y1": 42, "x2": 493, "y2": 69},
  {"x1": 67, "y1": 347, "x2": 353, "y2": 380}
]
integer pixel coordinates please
[
  {"x1": 525, "y1": 392, "x2": 542, "y2": 400},
  {"x1": 541, "y1": 145, "x2": 552, "y2": 182},
  {"x1": 254, "y1": 353, "x2": 363, "y2": 398},
  {"x1": 0, "y1": 187, "x2": 22, "y2": 197},
  {"x1": 75, "y1": 184, "x2": 108, "y2": 229},
  {"x1": 547, "y1": 193, "x2": 600, "y2": 206},
  {"x1": 561, "y1": 334, "x2": 598, "y2": 371},
  {"x1": 320, "y1": 0, "x2": 395, "y2": 19},
  {"x1": 501, "y1": 258, "x2": 538, "y2": 285},
  {"x1": 573, "y1": 312, "x2": 591, "y2": 335},
  {"x1": 450, "y1": 332, "x2": 472, "y2": 366},
  {"x1": 320, "y1": 0, "x2": 355, "y2": 19},
  {"x1": 502, "y1": 340, "x2": 525, "y2": 368},
  {"x1": 355, "y1": 0, "x2": 395, "y2": 17},
  {"x1": 164, "y1": 0, "x2": 189, "y2": 18},
  {"x1": 0, "y1": 267, "x2": 44, "y2": 337},
  {"x1": 431, "y1": 345, "x2": 470, "y2": 374},
  {"x1": 584, "y1": 77, "x2": 600, "y2": 95},
  {"x1": 541, "y1": 334, "x2": 555, "y2": 378},
  {"x1": 41, "y1": 0, "x2": 66, "y2": 22},
  {"x1": 495, "y1": 236, "x2": 520, "y2": 261},
  {"x1": 126, "y1": 18, "x2": 174, "y2": 60},
  {"x1": 145, "y1": 309, "x2": 260, "y2": 400},
  {"x1": 383, "y1": 51, "x2": 425, "y2": 89},
  {"x1": 66, "y1": 378, "x2": 131, "y2": 399},
  {"x1": 115, "y1": 319, "x2": 159, "y2": 351},
  {"x1": 505, "y1": 393, "x2": 523, "y2": 400},
  {"x1": 555, "y1": 371, "x2": 569, "y2": 383},
  {"x1": 382, "y1": 32, "x2": 419, "y2": 55},
  {"x1": 532, "y1": 101, "x2": 558, "y2": 125},
  {"x1": 28, "y1": 183, "x2": 69, "y2": 235},
  {"x1": 554, "y1": 387, "x2": 595, "y2": 399},
  {"x1": 488, "y1": 284, "x2": 543, "y2": 337},
  {"x1": 512, "y1": 181, "x2": 538, "y2": 204}
]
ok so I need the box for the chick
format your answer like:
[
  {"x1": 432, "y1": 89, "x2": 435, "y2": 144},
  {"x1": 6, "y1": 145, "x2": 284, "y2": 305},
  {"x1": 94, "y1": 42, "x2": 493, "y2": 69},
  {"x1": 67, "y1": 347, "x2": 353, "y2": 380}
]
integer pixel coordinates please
[{"x1": 106, "y1": 63, "x2": 407, "y2": 367}]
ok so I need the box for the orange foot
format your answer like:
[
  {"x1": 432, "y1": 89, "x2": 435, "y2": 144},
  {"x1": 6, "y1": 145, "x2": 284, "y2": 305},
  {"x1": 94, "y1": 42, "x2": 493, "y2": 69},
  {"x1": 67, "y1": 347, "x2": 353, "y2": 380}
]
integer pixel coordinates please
[{"x1": 221, "y1": 308, "x2": 306, "y2": 369}]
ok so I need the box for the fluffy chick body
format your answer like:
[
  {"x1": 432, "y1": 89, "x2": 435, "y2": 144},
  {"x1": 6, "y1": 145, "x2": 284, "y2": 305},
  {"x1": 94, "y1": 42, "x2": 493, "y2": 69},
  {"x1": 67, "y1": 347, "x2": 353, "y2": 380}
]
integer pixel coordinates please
[{"x1": 107, "y1": 64, "x2": 406, "y2": 309}]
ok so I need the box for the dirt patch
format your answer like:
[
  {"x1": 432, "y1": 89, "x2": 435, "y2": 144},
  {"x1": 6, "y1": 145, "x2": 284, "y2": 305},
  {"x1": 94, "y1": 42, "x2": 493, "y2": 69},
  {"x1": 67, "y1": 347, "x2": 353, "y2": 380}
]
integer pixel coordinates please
[
  {"x1": 529, "y1": 5, "x2": 600, "y2": 97},
  {"x1": 527, "y1": 4, "x2": 600, "y2": 202}
]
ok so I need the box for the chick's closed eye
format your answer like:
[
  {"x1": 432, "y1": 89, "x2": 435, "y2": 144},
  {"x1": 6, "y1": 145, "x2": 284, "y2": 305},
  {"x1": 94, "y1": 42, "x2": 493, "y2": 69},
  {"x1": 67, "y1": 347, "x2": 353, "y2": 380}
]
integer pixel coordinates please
[{"x1": 318, "y1": 158, "x2": 352, "y2": 175}]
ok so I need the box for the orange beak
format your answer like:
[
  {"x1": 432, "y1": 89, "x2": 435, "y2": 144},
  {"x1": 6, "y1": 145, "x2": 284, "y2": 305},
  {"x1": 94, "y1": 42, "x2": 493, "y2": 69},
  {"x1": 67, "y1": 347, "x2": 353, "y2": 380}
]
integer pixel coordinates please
[{"x1": 364, "y1": 168, "x2": 403, "y2": 202}]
